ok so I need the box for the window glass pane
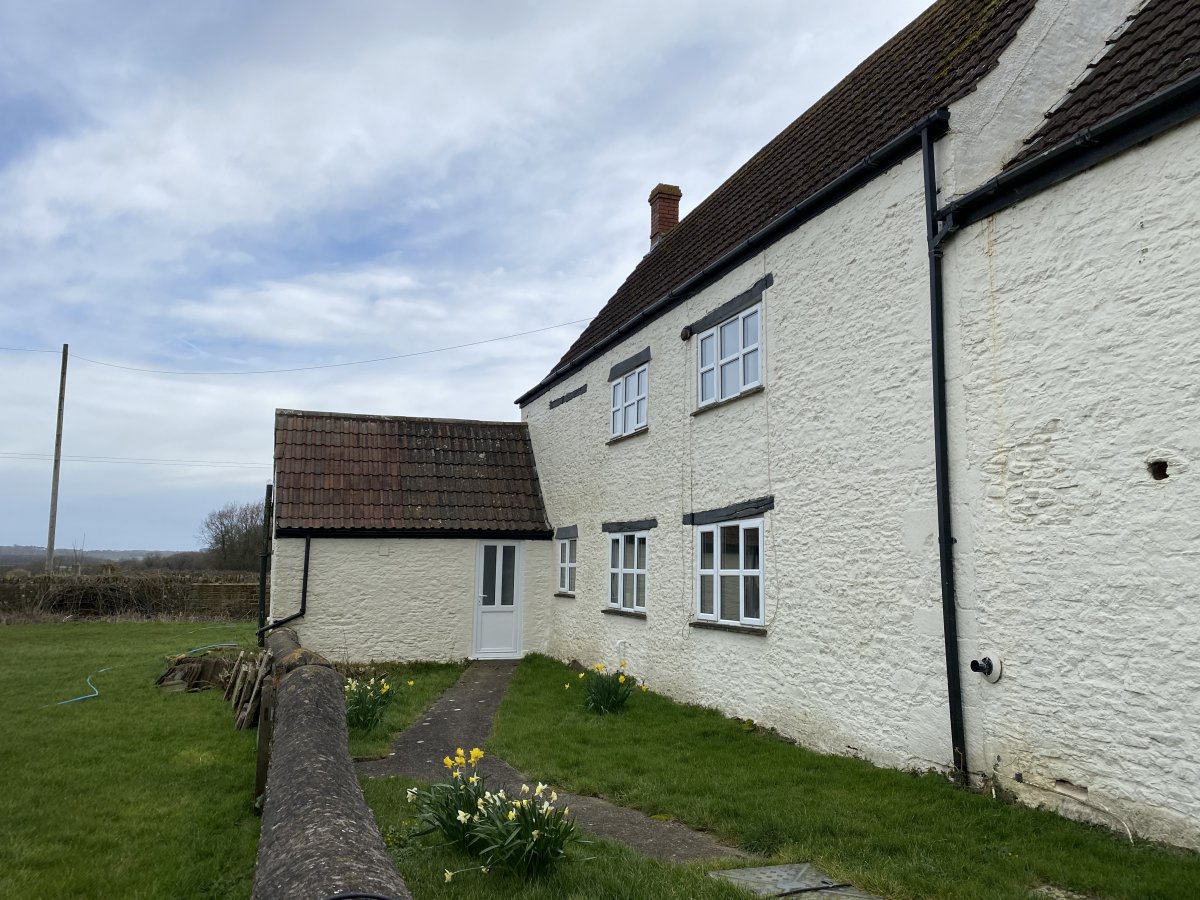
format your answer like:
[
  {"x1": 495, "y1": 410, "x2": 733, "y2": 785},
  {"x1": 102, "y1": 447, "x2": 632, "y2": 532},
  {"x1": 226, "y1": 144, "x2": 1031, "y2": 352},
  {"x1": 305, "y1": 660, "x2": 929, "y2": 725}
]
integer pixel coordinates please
[
  {"x1": 744, "y1": 527, "x2": 760, "y2": 570},
  {"x1": 568, "y1": 539, "x2": 576, "y2": 564},
  {"x1": 720, "y1": 575, "x2": 740, "y2": 620},
  {"x1": 700, "y1": 334, "x2": 715, "y2": 367},
  {"x1": 700, "y1": 369, "x2": 715, "y2": 403},
  {"x1": 481, "y1": 546, "x2": 496, "y2": 606},
  {"x1": 559, "y1": 568, "x2": 566, "y2": 590},
  {"x1": 636, "y1": 397, "x2": 646, "y2": 425},
  {"x1": 610, "y1": 573, "x2": 619, "y2": 605},
  {"x1": 636, "y1": 535, "x2": 646, "y2": 570},
  {"x1": 624, "y1": 403, "x2": 637, "y2": 433},
  {"x1": 720, "y1": 319, "x2": 739, "y2": 359},
  {"x1": 635, "y1": 574, "x2": 646, "y2": 607},
  {"x1": 720, "y1": 525, "x2": 740, "y2": 569},
  {"x1": 612, "y1": 410, "x2": 621, "y2": 434},
  {"x1": 568, "y1": 567, "x2": 576, "y2": 593},
  {"x1": 625, "y1": 371, "x2": 637, "y2": 396},
  {"x1": 501, "y1": 545, "x2": 515, "y2": 605},
  {"x1": 700, "y1": 531, "x2": 714, "y2": 569},
  {"x1": 610, "y1": 537, "x2": 620, "y2": 568},
  {"x1": 622, "y1": 573, "x2": 634, "y2": 608},
  {"x1": 742, "y1": 309, "x2": 759, "y2": 347},
  {"x1": 560, "y1": 541, "x2": 567, "y2": 564},
  {"x1": 637, "y1": 368, "x2": 647, "y2": 397},
  {"x1": 700, "y1": 574, "x2": 714, "y2": 615},
  {"x1": 744, "y1": 575, "x2": 761, "y2": 620},
  {"x1": 742, "y1": 348, "x2": 759, "y2": 386},
  {"x1": 720, "y1": 360, "x2": 740, "y2": 398},
  {"x1": 612, "y1": 382, "x2": 621, "y2": 408},
  {"x1": 624, "y1": 533, "x2": 635, "y2": 567}
]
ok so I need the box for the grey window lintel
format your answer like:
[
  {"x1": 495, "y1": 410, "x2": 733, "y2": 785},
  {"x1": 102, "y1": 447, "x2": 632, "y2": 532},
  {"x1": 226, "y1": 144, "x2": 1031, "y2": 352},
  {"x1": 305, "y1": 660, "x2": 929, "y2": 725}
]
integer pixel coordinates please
[
  {"x1": 601, "y1": 518, "x2": 658, "y2": 533},
  {"x1": 549, "y1": 384, "x2": 587, "y2": 409},
  {"x1": 607, "y1": 346, "x2": 652, "y2": 382},
  {"x1": 680, "y1": 273, "x2": 773, "y2": 341},
  {"x1": 683, "y1": 495, "x2": 774, "y2": 526},
  {"x1": 554, "y1": 524, "x2": 579, "y2": 540}
]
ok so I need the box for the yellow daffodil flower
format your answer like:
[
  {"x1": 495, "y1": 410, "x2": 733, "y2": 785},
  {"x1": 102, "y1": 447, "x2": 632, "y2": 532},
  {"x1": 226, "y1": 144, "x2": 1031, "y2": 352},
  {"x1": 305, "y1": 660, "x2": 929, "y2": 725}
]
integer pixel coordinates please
[
  {"x1": 535, "y1": 782, "x2": 546, "y2": 796},
  {"x1": 507, "y1": 808, "x2": 516, "y2": 821},
  {"x1": 577, "y1": 672, "x2": 585, "y2": 679},
  {"x1": 443, "y1": 756, "x2": 454, "y2": 769},
  {"x1": 470, "y1": 747, "x2": 484, "y2": 763},
  {"x1": 407, "y1": 680, "x2": 414, "y2": 686},
  {"x1": 456, "y1": 810, "x2": 471, "y2": 824},
  {"x1": 618, "y1": 674, "x2": 626, "y2": 684},
  {"x1": 521, "y1": 784, "x2": 529, "y2": 794},
  {"x1": 619, "y1": 660, "x2": 627, "y2": 667},
  {"x1": 444, "y1": 870, "x2": 453, "y2": 883},
  {"x1": 550, "y1": 791, "x2": 558, "y2": 802}
]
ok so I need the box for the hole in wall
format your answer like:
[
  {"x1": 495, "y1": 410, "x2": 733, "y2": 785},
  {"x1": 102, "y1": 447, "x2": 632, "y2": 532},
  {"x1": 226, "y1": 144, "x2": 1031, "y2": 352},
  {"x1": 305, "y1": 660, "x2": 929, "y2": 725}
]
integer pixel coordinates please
[
  {"x1": 1148, "y1": 460, "x2": 1169, "y2": 480},
  {"x1": 1054, "y1": 779, "x2": 1089, "y2": 801}
]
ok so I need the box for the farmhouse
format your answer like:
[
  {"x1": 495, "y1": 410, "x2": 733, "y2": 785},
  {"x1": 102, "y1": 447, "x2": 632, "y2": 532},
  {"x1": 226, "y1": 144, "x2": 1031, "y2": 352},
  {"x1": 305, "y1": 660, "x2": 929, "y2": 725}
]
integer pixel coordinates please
[{"x1": 270, "y1": 0, "x2": 1200, "y2": 849}]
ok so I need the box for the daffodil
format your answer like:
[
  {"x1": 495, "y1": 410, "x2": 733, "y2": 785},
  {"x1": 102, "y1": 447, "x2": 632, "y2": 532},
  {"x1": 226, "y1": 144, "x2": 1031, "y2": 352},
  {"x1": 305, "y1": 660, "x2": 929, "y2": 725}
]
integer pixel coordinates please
[
  {"x1": 456, "y1": 810, "x2": 471, "y2": 824},
  {"x1": 550, "y1": 791, "x2": 558, "y2": 802},
  {"x1": 444, "y1": 869, "x2": 453, "y2": 883},
  {"x1": 619, "y1": 659, "x2": 627, "y2": 667},
  {"x1": 535, "y1": 782, "x2": 547, "y2": 796},
  {"x1": 618, "y1": 674, "x2": 626, "y2": 684},
  {"x1": 577, "y1": 672, "x2": 585, "y2": 679},
  {"x1": 507, "y1": 808, "x2": 516, "y2": 821},
  {"x1": 406, "y1": 787, "x2": 418, "y2": 803},
  {"x1": 455, "y1": 746, "x2": 465, "y2": 758},
  {"x1": 532, "y1": 829, "x2": 541, "y2": 840},
  {"x1": 481, "y1": 866, "x2": 490, "y2": 874},
  {"x1": 468, "y1": 775, "x2": 479, "y2": 785},
  {"x1": 443, "y1": 756, "x2": 454, "y2": 769},
  {"x1": 381, "y1": 683, "x2": 390, "y2": 694},
  {"x1": 564, "y1": 683, "x2": 570, "y2": 689},
  {"x1": 639, "y1": 684, "x2": 649, "y2": 692},
  {"x1": 477, "y1": 798, "x2": 486, "y2": 809},
  {"x1": 521, "y1": 784, "x2": 530, "y2": 795},
  {"x1": 451, "y1": 769, "x2": 461, "y2": 780},
  {"x1": 470, "y1": 747, "x2": 484, "y2": 764},
  {"x1": 407, "y1": 680, "x2": 414, "y2": 687}
]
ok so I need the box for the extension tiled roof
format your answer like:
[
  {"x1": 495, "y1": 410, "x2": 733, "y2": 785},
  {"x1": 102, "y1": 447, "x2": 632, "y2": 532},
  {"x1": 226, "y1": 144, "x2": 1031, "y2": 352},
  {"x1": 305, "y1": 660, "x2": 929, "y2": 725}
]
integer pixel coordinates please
[
  {"x1": 542, "y1": 0, "x2": 1037, "y2": 382},
  {"x1": 273, "y1": 410, "x2": 551, "y2": 536},
  {"x1": 1013, "y1": 0, "x2": 1200, "y2": 164}
]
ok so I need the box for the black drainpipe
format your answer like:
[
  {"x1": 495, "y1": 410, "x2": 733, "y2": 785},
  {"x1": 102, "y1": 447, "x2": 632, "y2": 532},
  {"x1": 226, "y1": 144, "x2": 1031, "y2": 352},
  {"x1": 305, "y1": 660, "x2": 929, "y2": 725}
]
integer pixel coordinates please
[
  {"x1": 921, "y1": 123, "x2": 968, "y2": 779},
  {"x1": 257, "y1": 533, "x2": 310, "y2": 639}
]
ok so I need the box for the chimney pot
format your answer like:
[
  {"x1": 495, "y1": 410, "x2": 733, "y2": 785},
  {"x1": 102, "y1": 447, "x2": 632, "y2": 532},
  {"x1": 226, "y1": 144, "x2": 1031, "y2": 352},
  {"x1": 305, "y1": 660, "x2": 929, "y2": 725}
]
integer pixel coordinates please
[{"x1": 648, "y1": 183, "x2": 682, "y2": 249}]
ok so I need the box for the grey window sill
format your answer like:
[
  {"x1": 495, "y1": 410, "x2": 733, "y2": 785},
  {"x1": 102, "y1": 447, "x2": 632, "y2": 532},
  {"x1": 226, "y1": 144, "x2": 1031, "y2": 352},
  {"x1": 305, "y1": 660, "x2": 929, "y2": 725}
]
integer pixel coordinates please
[
  {"x1": 607, "y1": 426, "x2": 649, "y2": 446},
  {"x1": 602, "y1": 607, "x2": 647, "y2": 620},
  {"x1": 691, "y1": 384, "x2": 765, "y2": 417},
  {"x1": 688, "y1": 619, "x2": 767, "y2": 636},
  {"x1": 553, "y1": 591, "x2": 576, "y2": 599}
]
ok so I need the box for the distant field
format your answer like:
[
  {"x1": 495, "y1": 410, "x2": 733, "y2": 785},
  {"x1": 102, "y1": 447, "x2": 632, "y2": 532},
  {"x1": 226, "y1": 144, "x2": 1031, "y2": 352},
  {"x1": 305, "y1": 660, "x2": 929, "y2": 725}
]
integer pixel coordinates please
[{"x1": 0, "y1": 621, "x2": 260, "y2": 899}]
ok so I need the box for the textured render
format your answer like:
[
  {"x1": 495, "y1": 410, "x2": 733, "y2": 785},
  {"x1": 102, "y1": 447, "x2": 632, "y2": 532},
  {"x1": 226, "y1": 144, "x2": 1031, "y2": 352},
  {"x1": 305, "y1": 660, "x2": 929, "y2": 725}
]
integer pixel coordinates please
[
  {"x1": 253, "y1": 664, "x2": 411, "y2": 900},
  {"x1": 269, "y1": 536, "x2": 552, "y2": 663},
  {"x1": 943, "y1": 116, "x2": 1200, "y2": 849},
  {"x1": 526, "y1": 153, "x2": 953, "y2": 771}
]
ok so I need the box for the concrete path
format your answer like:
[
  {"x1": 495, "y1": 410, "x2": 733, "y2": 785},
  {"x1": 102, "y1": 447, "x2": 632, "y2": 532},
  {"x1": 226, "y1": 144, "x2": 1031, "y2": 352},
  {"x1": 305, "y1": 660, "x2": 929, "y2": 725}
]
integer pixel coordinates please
[{"x1": 358, "y1": 660, "x2": 750, "y2": 864}]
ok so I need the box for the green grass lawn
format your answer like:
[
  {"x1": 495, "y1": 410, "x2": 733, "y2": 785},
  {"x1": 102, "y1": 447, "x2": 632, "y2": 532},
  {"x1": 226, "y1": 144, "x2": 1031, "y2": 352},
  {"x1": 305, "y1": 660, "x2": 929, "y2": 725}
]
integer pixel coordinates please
[
  {"x1": 485, "y1": 654, "x2": 1200, "y2": 900},
  {"x1": 363, "y1": 777, "x2": 750, "y2": 900},
  {"x1": 344, "y1": 661, "x2": 468, "y2": 759},
  {"x1": 0, "y1": 621, "x2": 261, "y2": 899}
]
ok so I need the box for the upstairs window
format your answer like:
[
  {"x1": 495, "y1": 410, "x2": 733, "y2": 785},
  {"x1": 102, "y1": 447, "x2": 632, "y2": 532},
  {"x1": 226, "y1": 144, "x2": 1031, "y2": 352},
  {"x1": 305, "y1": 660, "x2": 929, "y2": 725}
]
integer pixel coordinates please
[
  {"x1": 695, "y1": 518, "x2": 763, "y2": 626},
  {"x1": 609, "y1": 531, "x2": 648, "y2": 611},
  {"x1": 698, "y1": 304, "x2": 761, "y2": 406},
  {"x1": 611, "y1": 364, "x2": 648, "y2": 437}
]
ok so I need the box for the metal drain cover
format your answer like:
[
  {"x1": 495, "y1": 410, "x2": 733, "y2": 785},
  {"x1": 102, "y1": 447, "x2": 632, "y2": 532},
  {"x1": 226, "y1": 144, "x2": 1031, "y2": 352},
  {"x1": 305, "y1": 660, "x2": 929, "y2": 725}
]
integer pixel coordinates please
[{"x1": 709, "y1": 863, "x2": 882, "y2": 897}]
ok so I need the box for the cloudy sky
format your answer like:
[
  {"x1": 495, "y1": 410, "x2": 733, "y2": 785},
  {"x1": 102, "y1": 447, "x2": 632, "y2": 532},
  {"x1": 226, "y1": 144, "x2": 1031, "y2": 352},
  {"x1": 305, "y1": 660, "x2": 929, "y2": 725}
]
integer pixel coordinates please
[{"x1": 1, "y1": 0, "x2": 931, "y2": 551}]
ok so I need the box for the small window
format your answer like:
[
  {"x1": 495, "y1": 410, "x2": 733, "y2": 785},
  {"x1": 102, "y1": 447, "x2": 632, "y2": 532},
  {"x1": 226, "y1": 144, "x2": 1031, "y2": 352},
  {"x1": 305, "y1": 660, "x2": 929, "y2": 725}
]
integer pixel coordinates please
[
  {"x1": 608, "y1": 531, "x2": 648, "y2": 611},
  {"x1": 611, "y1": 364, "x2": 649, "y2": 437},
  {"x1": 698, "y1": 304, "x2": 761, "y2": 406},
  {"x1": 695, "y1": 518, "x2": 763, "y2": 625},
  {"x1": 557, "y1": 538, "x2": 577, "y2": 594}
]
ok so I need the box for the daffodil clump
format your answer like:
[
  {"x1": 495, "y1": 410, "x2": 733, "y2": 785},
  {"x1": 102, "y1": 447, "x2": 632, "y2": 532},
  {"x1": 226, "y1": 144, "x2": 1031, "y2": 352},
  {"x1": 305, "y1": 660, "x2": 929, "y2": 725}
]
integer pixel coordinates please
[
  {"x1": 580, "y1": 659, "x2": 645, "y2": 714},
  {"x1": 409, "y1": 746, "x2": 578, "y2": 880},
  {"x1": 343, "y1": 675, "x2": 396, "y2": 731}
]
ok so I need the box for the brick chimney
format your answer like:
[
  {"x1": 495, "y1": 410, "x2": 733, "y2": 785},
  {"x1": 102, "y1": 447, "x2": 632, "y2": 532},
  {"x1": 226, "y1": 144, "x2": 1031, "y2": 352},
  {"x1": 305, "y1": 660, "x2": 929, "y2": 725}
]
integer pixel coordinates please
[{"x1": 648, "y1": 183, "x2": 682, "y2": 249}]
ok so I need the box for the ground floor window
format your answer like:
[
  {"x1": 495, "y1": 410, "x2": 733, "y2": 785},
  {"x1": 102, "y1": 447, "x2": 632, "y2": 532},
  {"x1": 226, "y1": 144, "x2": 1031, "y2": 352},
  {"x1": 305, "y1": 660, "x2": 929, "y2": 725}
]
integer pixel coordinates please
[
  {"x1": 609, "y1": 532, "x2": 647, "y2": 610},
  {"x1": 696, "y1": 518, "x2": 763, "y2": 625},
  {"x1": 557, "y1": 538, "x2": 577, "y2": 594}
]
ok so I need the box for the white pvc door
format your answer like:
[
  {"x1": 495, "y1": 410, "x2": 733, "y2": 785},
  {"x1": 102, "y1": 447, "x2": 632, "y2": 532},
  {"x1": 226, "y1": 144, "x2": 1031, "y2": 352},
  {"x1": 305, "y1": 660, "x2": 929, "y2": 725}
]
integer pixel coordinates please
[{"x1": 473, "y1": 542, "x2": 522, "y2": 658}]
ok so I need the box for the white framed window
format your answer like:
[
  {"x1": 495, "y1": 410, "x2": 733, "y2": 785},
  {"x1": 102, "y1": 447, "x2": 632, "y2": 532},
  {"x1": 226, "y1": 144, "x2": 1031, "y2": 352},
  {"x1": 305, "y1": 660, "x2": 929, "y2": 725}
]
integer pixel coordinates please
[
  {"x1": 608, "y1": 531, "x2": 647, "y2": 610},
  {"x1": 698, "y1": 304, "x2": 761, "y2": 406},
  {"x1": 695, "y1": 518, "x2": 763, "y2": 625},
  {"x1": 557, "y1": 538, "x2": 577, "y2": 594},
  {"x1": 611, "y1": 364, "x2": 648, "y2": 437}
]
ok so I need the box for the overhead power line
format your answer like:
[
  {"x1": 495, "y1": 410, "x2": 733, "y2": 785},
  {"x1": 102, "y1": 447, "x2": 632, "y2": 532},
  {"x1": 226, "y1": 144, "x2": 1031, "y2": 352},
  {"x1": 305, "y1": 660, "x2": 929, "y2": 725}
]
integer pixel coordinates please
[
  {"x1": 0, "y1": 316, "x2": 593, "y2": 376},
  {"x1": 0, "y1": 452, "x2": 269, "y2": 469}
]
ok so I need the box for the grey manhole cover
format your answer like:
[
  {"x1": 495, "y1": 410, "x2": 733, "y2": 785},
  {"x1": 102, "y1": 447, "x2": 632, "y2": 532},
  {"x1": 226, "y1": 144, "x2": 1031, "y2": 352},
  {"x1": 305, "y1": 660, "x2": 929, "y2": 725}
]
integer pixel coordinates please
[{"x1": 709, "y1": 863, "x2": 883, "y2": 898}]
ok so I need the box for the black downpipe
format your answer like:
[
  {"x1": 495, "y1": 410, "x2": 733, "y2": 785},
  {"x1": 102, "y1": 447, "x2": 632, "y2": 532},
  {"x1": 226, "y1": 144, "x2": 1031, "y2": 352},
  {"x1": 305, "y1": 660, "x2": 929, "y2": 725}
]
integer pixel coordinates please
[
  {"x1": 257, "y1": 483, "x2": 273, "y2": 647},
  {"x1": 257, "y1": 534, "x2": 309, "y2": 638},
  {"x1": 921, "y1": 126, "x2": 968, "y2": 779}
]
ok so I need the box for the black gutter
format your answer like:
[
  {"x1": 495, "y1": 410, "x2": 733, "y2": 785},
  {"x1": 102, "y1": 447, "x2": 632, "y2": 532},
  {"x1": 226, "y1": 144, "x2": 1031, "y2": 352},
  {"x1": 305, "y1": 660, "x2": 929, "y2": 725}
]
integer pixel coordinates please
[
  {"x1": 274, "y1": 526, "x2": 553, "y2": 541},
  {"x1": 257, "y1": 534, "x2": 310, "y2": 638},
  {"x1": 515, "y1": 108, "x2": 952, "y2": 407},
  {"x1": 921, "y1": 125, "x2": 968, "y2": 779},
  {"x1": 257, "y1": 483, "x2": 274, "y2": 647},
  {"x1": 939, "y1": 71, "x2": 1200, "y2": 231}
]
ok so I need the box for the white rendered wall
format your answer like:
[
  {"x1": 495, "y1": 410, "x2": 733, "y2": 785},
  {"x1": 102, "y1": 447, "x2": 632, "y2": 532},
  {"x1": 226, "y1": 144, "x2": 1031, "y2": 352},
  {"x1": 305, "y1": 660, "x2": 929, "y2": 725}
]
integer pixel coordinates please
[
  {"x1": 943, "y1": 117, "x2": 1200, "y2": 849},
  {"x1": 526, "y1": 152, "x2": 952, "y2": 771},
  {"x1": 269, "y1": 536, "x2": 553, "y2": 663}
]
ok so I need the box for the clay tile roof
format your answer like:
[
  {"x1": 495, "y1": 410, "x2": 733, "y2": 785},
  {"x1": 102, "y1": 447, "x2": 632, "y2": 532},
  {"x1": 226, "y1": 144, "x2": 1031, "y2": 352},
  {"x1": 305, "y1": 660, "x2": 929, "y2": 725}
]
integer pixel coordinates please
[
  {"x1": 1012, "y1": 0, "x2": 1200, "y2": 164},
  {"x1": 542, "y1": 0, "x2": 1036, "y2": 383},
  {"x1": 273, "y1": 409, "x2": 551, "y2": 536}
]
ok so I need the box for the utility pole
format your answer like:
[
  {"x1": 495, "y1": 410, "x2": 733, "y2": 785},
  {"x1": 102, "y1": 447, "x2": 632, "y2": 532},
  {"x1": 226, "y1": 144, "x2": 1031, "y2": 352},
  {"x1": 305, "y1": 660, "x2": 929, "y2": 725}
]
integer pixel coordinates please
[{"x1": 45, "y1": 343, "x2": 68, "y2": 575}]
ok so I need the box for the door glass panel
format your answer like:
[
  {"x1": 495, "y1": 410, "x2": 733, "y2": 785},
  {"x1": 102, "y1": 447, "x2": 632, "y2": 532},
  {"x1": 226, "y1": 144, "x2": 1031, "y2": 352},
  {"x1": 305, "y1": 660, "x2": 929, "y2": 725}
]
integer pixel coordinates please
[
  {"x1": 700, "y1": 530, "x2": 714, "y2": 569},
  {"x1": 720, "y1": 575, "x2": 740, "y2": 620},
  {"x1": 743, "y1": 575, "x2": 761, "y2": 620},
  {"x1": 720, "y1": 525, "x2": 739, "y2": 569},
  {"x1": 500, "y1": 545, "x2": 515, "y2": 605},
  {"x1": 699, "y1": 574, "x2": 714, "y2": 615},
  {"x1": 719, "y1": 319, "x2": 739, "y2": 359},
  {"x1": 622, "y1": 573, "x2": 634, "y2": 608},
  {"x1": 700, "y1": 334, "x2": 715, "y2": 367},
  {"x1": 742, "y1": 348, "x2": 759, "y2": 386},
  {"x1": 635, "y1": 574, "x2": 646, "y2": 607},
  {"x1": 481, "y1": 545, "x2": 496, "y2": 606},
  {"x1": 744, "y1": 527, "x2": 760, "y2": 570},
  {"x1": 742, "y1": 309, "x2": 759, "y2": 347},
  {"x1": 720, "y1": 360, "x2": 739, "y2": 398}
]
